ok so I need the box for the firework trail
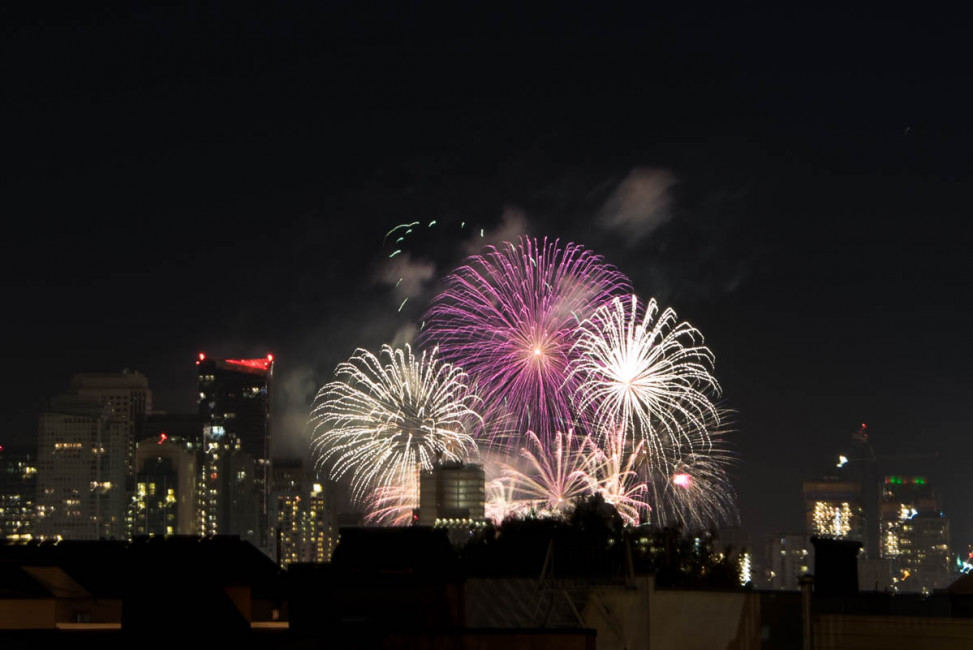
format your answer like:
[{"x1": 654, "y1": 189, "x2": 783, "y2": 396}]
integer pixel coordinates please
[
  {"x1": 570, "y1": 294, "x2": 721, "y2": 476},
  {"x1": 309, "y1": 344, "x2": 481, "y2": 507},
  {"x1": 419, "y1": 237, "x2": 631, "y2": 445},
  {"x1": 484, "y1": 477, "x2": 531, "y2": 523},
  {"x1": 363, "y1": 481, "x2": 419, "y2": 526}
]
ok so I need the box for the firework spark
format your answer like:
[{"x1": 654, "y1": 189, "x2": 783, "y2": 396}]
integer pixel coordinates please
[
  {"x1": 571, "y1": 294, "x2": 721, "y2": 475},
  {"x1": 309, "y1": 344, "x2": 481, "y2": 506},
  {"x1": 419, "y1": 237, "x2": 631, "y2": 445}
]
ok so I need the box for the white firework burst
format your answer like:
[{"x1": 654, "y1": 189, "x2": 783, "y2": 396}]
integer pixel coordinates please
[
  {"x1": 309, "y1": 344, "x2": 481, "y2": 507},
  {"x1": 644, "y1": 410, "x2": 739, "y2": 530},
  {"x1": 582, "y1": 425, "x2": 649, "y2": 526},
  {"x1": 499, "y1": 429, "x2": 592, "y2": 518},
  {"x1": 571, "y1": 294, "x2": 722, "y2": 476}
]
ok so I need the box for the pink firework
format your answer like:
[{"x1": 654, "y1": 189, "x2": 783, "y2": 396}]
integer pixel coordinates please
[{"x1": 419, "y1": 237, "x2": 631, "y2": 445}]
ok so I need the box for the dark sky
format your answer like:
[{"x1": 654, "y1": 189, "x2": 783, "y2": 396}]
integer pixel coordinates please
[{"x1": 3, "y1": 3, "x2": 972, "y2": 549}]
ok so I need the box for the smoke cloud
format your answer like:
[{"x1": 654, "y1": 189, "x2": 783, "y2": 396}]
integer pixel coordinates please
[
  {"x1": 375, "y1": 252, "x2": 436, "y2": 300},
  {"x1": 598, "y1": 168, "x2": 677, "y2": 244},
  {"x1": 272, "y1": 362, "x2": 319, "y2": 459}
]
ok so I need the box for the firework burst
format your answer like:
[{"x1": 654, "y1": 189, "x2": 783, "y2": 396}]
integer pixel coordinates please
[
  {"x1": 309, "y1": 344, "x2": 481, "y2": 506},
  {"x1": 571, "y1": 294, "x2": 721, "y2": 475},
  {"x1": 499, "y1": 429, "x2": 592, "y2": 518},
  {"x1": 643, "y1": 409, "x2": 739, "y2": 529},
  {"x1": 582, "y1": 426, "x2": 649, "y2": 526},
  {"x1": 419, "y1": 237, "x2": 631, "y2": 445}
]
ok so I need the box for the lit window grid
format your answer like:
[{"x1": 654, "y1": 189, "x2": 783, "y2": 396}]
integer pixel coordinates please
[{"x1": 811, "y1": 501, "x2": 855, "y2": 538}]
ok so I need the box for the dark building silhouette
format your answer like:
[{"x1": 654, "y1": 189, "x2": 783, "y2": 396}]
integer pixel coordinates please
[
  {"x1": 137, "y1": 412, "x2": 203, "y2": 445},
  {"x1": 811, "y1": 536, "x2": 862, "y2": 597}
]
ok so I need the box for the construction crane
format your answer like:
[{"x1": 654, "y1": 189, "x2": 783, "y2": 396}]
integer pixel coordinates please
[{"x1": 836, "y1": 422, "x2": 938, "y2": 468}]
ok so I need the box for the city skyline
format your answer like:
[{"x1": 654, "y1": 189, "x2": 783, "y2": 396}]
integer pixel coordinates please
[{"x1": 3, "y1": 4, "x2": 971, "y2": 550}]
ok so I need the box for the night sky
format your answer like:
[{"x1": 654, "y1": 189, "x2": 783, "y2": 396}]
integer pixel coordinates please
[{"x1": 3, "y1": 4, "x2": 972, "y2": 549}]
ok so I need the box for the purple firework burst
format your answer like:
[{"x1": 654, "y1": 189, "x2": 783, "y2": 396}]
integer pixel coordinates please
[{"x1": 419, "y1": 237, "x2": 631, "y2": 445}]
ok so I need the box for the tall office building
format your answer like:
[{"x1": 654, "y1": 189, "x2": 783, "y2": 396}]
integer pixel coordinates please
[
  {"x1": 70, "y1": 372, "x2": 152, "y2": 467},
  {"x1": 803, "y1": 475, "x2": 865, "y2": 544},
  {"x1": 879, "y1": 475, "x2": 951, "y2": 593},
  {"x1": 418, "y1": 462, "x2": 485, "y2": 526},
  {"x1": 0, "y1": 445, "x2": 37, "y2": 541},
  {"x1": 270, "y1": 460, "x2": 335, "y2": 566},
  {"x1": 196, "y1": 353, "x2": 273, "y2": 549},
  {"x1": 35, "y1": 394, "x2": 129, "y2": 539}
]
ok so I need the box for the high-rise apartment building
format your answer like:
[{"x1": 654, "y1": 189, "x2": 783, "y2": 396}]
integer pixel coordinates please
[
  {"x1": 803, "y1": 476, "x2": 864, "y2": 544},
  {"x1": 196, "y1": 353, "x2": 273, "y2": 549},
  {"x1": 0, "y1": 445, "x2": 37, "y2": 541},
  {"x1": 270, "y1": 460, "x2": 335, "y2": 566},
  {"x1": 133, "y1": 436, "x2": 198, "y2": 536}
]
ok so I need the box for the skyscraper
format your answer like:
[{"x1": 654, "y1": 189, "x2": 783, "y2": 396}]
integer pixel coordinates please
[
  {"x1": 803, "y1": 475, "x2": 864, "y2": 544},
  {"x1": 879, "y1": 475, "x2": 951, "y2": 593},
  {"x1": 196, "y1": 353, "x2": 273, "y2": 549},
  {"x1": 35, "y1": 394, "x2": 129, "y2": 539},
  {"x1": 68, "y1": 371, "x2": 152, "y2": 536},
  {"x1": 69, "y1": 372, "x2": 152, "y2": 434}
]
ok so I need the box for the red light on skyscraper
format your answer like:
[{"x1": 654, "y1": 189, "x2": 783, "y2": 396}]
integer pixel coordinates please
[{"x1": 225, "y1": 358, "x2": 273, "y2": 371}]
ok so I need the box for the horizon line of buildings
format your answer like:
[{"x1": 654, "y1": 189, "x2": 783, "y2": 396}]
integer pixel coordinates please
[
  {"x1": 0, "y1": 358, "x2": 337, "y2": 565},
  {"x1": 0, "y1": 361, "x2": 963, "y2": 591},
  {"x1": 763, "y1": 470, "x2": 955, "y2": 594},
  {"x1": 0, "y1": 356, "x2": 493, "y2": 566}
]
